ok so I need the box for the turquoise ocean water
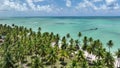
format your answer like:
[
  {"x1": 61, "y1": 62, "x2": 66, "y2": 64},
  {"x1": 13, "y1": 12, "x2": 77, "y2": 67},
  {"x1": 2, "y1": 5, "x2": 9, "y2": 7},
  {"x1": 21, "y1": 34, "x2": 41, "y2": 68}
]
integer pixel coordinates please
[{"x1": 0, "y1": 17, "x2": 120, "y2": 53}]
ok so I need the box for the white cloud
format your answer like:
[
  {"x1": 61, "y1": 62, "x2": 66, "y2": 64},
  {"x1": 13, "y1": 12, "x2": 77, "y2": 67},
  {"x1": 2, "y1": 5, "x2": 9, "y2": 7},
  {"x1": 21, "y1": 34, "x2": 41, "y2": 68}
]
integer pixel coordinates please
[
  {"x1": 33, "y1": 0, "x2": 44, "y2": 2},
  {"x1": 92, "y1": 0, "x2": 102, "y2": 2},
  {"x1": 0, "y1": 0, "x2": 53, "y2": 12},
  {"x1": 66, "y1": 0, "x2": 71, "y2": 7},
  {"x1": 106, "y1": 0, "x2": 114, "y2": 2},
  {"x1": 76, "y1": 0, "x2": 120, "y2": 11},
  {"x1": 2, "y1": 0, "x2": 28, "y2": 11},
  {"x1": 37, "y1": 5, "x2": 52, "y2": 12},
  {"x1": 114, "y1": 3, "x2": 120, "y2": 9},
  {"x1": 99, "y1": 4, "x2": 108, "y2": 10},
  {"x1": 26, "y1": 0, "x2": 53, "y2": 12},
  {"x1": 105, "y1": 0, "x2": 120, "y2": 10},
  {"x1": 0, "y1": 0, "x2": 120, "y2": 14},
  {"x1": 76, "y1": 0, "x2": 98, "y2": 10},
  {"x1": 105, "y1": 0, "x2": 116, "y2": 5},
  {"x1": 26, "y1": 0, "x2": 36, "y2": 10}
]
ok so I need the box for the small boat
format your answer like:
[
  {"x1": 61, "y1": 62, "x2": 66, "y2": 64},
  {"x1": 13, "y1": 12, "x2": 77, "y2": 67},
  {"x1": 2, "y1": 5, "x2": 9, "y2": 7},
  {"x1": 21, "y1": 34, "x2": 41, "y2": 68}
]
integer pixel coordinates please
[{"x1": 90, "y1": 28, "x2": 98, "y2": 30}]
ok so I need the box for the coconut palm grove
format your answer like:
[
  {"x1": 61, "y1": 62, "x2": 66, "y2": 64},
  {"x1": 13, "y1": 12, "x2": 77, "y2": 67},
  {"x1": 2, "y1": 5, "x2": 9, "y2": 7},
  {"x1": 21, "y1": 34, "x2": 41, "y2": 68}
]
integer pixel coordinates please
[{"x1": 0, "y1": 24, "x2": 120, "y2": 68}]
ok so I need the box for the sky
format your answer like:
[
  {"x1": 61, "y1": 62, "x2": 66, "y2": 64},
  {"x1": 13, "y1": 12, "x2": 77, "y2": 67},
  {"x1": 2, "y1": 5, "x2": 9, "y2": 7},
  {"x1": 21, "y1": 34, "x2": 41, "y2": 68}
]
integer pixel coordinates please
[{"x1": 0, "y1": 0, "x2": 120, "y2": 17}]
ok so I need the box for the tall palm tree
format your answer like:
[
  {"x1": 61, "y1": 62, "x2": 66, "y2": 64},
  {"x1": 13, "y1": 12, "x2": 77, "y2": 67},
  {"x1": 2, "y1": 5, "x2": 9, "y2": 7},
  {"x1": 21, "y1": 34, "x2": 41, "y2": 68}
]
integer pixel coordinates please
[
  {"x1": 78, "y1": 32, "x2": 82, "y2": 45},
  {"x1": 78, "y1": 32, "x2": 82, "y2": 39},
  {"x1": 75, "y1": 40, "x2": 80, "y2": 50},
  {"x1": 107, "y1": 40, "x2": 113, "y2": 53},
  {"x1": 2, "y1": 51, "x2": 15, "y2": 68},
  {"x1": 116, "y1": 48, "x2": 120, "y2": 58},
  {"x1": 55, "y1": 34, "x2": 60, "y2": 47},
  {"x1": 32, "y1": 57, "x2": 44, "y2": 68},
  {"x1": 59, "y1": 50, "x2": 69, "y2": 59},
  {"x1": 61, "y1": 36, "x2": 67, "y2": 50},
  {"x1": 70, "y1": 60, "x2": 78, "y2": 68},
  {"x1": 39, "y1": 45, "x2": 47, "y2": 59},
  {"x1": 47, "y1": 49, "x2": 58, "y2": 68},
  {"x1": 69, "y1": 38, "x2": 74, "y2": 45},
  {"x1": 104, "y1": 52, "x2": 114, "y2": 68},
  {"x1": 38, "y1": 27, "x2": 41, "y2": 32},
  {"x1": 76, "y1": 50, "x2": 85, "y2": 62},
  {"x1": 95, "y1": 47, "x2": 106, "y2": 66},
  {"x1": 66, "y1": 33, "x2": 70, "y2": 45},
  {"x1": 80, "y1": 59, "x2": 89, "y2": 68},
  {"x1": 66, "y1": 33, "x2": 70, "y2": 39},
  {"x1": 88, "y1": 37, "x2": 93, "y2": 45},
  {"x1": 59, "y1": 49, "x2": 68, "y2": 68},
  {"x1": 68, "y1": 38, "x2": 74, "y2": 54},
  {"x1": 82, "y1": 36, "x2": 88, "y2": 51},
  {"x1": 91, "y1": 41, "x2": 97, "y2": 54},
  {"x1": 115, "y1": 48, "x2": 120, "y2": 68}
]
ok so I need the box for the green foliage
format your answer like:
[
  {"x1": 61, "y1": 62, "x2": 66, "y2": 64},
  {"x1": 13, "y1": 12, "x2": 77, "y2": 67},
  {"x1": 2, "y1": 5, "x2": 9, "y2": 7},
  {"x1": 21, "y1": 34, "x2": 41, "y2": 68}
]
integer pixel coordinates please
[
  {"x1": 115, "y1": 48, "x2": 120, "y2": 58},
  {"x1": 0, "y1": 24, "x2": 116, "y2": 68},
  {"x1": 32, "y1": 57, "x2": 44, "y2": 68}
]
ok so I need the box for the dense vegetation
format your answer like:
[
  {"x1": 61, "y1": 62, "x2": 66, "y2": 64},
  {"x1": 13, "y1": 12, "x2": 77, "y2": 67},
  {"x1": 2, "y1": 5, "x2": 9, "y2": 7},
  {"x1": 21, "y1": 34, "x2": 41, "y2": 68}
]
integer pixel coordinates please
[{"x1": 0, "y1": 24, "x2": 120, "y2": 68}]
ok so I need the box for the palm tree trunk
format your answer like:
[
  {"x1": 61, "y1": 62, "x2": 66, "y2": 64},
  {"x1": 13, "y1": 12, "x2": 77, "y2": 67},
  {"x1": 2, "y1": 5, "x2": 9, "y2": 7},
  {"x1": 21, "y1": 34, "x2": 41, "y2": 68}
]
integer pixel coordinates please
[{"x1": 109, "y1": 47, "x2": 110, "y2": 53}]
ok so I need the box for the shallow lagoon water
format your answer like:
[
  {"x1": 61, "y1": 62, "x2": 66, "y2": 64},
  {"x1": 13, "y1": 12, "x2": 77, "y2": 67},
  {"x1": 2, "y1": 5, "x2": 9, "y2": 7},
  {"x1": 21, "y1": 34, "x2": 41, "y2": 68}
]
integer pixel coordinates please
[{"x1": 0, "y1": 17, "x2": 120, "y2": 52}]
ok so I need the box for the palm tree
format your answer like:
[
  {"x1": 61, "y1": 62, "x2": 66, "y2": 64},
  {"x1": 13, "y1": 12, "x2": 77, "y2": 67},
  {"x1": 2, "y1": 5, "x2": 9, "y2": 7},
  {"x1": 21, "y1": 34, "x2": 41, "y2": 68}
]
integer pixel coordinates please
[
  {"x1": 47, "y1": 49, "x2": 58, "y2": 68},
  {"x1": 14, "y1": 42, "x2": 25, "y2": 68},
  {"x1": 88, "y1": 37, "x2": 93, "y2": 45},
  {"x1": 87, "y1": 45, "x2": 92, "y2": 54},
  {"x1": 75, "y1": 40, "x2": 80, "y2": 50},
  {"x1": 2, "y1": 52, "x2": 15, "y2": 68},
  {"x1": 116, "y1": 48, "x2": 120, "y2": 58},
  {"x1": 82, "y1": 36, "x2": 88, "y2": 51},
  {"x1": 115, "y1": 48, "x2": 120, "y2": 68},
  {"x1": 76, "y1": 50, "x2": 85, "y2": 62},
  {"x1": 62, "y1": 36, "x2": 66, "y2": 43},
  {"x1": 91, "y1": 41, "x2": 97, "y2": 55},
  {"x1": 55, "y1": 34, "x2": 60, "y2": 47},
  {"x1": 66, "y1": 33, "x2": 70, "y2": 45},
  {"x1": 66, "y1": 33, "x2": 70, "y2": 39},
  {"x1": 80, "y1": 60, "x2": 89, "y2": 68},
  {"x1": 61, "y1": 36, "x2": 67, "y2": 50},
  {"x1": 32, "y1": 57, "x2": 44, "y2": 68},
  {"x1": 93, "y1": 60, "x2": 105, "y2": 68},
  {"x1": 78, "y1": 32, "x2": 82, "y2": 46},
  {"x1": 59, "y1": 50, "x2": 69, "y2": 59},
  {"x1": 104, "y1": 52, "x2": 114, "y2": 68},
  {"x1": 37, "y1": 29, "x2": 41, "y2": 38},
  {"x1": 69, "y1": 38, "x2": 74, "y2": 45},
  {"x1": 95, "y1": 47, "x2": 106, "y2": 67},
  {"x1": 107, "y1": 40, "x2": 113, "y2": 53},
  {"x1": 78, "y1": 32, "x2": 82, "y2": 39},
  {"x1": 39, "y1": 45, "x2": 47, "y2": 60},
  {"x1": 68, "y1": 38, "x2": 74, "y2": 55},
  {"x1": 59, "y1": 49, "x2": 68, "y2": 68},
  {"x1": 70, "y1": 60, "x2": 78, "y2": 68},
  {"x1": 0, "y1": 24, "x2": 118, "y2": 68},
  {"x1": 38, "y1": 27, "x2": 41, "y2": 32}
]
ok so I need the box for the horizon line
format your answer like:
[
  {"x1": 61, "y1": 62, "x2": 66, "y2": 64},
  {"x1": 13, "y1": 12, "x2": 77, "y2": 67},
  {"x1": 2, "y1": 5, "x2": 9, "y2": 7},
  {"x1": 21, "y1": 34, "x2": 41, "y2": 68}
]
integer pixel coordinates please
[{"x1": 1, "y1": 16, "x2": 120, "y2": 18}]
